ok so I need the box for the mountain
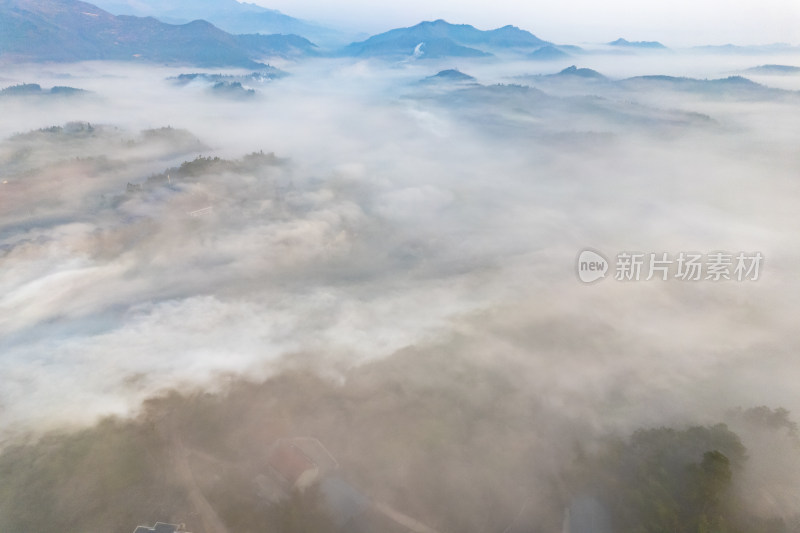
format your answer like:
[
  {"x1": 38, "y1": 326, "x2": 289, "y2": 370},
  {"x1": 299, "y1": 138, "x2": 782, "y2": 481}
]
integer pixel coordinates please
[
  {"x1": 528, "y1": 45, "x2": 572, "y2": 61},
  {"x1": 420, "y1": 69, "x2": 477, "y2": 85},
  {"x1": 343, "y1": 19, "x2": 549, "y2": 59},
  {"x1": 88, "y1": 0, "x2": 347, "y2": 46},
  {"x1": 743, "y1": 64, "x2": 800, "y2": 75},
  {"x1": 621, "y1": 75, "x2": 760, "y2": 88},
  {"x1": 617, "y1": 75, "x2": 792, "y2": 99},
  {"x1": 691, "y1": 43, "x2": 800, "y2": 55},
  {"x1": 553, "y1": 65, "x2": 606, "y2": 79},
  {"x1": 0, "y1": 0, "x2": 317, "y2": 66},
  {"x1": 427, "y1": 69, "x2": 475, "y2": 81},
  {"x1": 89, "y1": 0, "x2": 297, "y2": 26},
  {"x1": 516, "y1": 69, "x2": 794, "y2": 102},
  {"x1": 608, "y1": 38, "x2": 667, "y2": 49},
  {"x1": 236, "y1": 33, "x2": 317, "y2": 57}
]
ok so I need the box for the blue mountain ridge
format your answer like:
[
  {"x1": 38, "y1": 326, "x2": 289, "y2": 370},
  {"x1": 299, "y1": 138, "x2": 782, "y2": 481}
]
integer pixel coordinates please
[
  {"x1": 0, "y1": 0, "x2": 317, "y2": 67},
  {"x1": 342, "y1": 19, "x2": 549, "y2": 59},
  {"x1": 608, "y1": 38, "x2": 667, "y2": 49},
  {"x1": 88, "y1": 0, "x2": 346, "y2": 46}
]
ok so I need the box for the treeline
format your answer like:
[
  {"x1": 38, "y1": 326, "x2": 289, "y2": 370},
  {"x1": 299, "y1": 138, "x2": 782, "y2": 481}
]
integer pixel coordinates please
[
  {"x1": 0, "y1": 352, "x2": 798, "y2": 533},
  {"x1": 131, "y1": 152, "x2": 283, "y2": 191},
  {"x1": 570, "y1": 407, "x2": 800, "y2": 533}
]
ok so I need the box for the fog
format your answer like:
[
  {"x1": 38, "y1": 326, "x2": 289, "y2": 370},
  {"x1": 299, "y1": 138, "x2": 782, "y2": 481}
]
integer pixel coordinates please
[{"x1": 2, "y1": 49, "x2": 800, "y2": 531}]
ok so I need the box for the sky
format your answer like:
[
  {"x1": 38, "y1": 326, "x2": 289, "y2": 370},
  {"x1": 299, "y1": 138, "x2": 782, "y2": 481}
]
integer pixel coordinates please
[{"x1": 251, "y1": 0, "x2": 800, "y2": 46}]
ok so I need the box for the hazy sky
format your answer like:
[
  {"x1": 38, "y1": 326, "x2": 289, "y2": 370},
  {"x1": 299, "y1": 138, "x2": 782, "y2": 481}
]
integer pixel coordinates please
[{"x1": 251, "y1": 0, "x2": 800, "y2": 46}]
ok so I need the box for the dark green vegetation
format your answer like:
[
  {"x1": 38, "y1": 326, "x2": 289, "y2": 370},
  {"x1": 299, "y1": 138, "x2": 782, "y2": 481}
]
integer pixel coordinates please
[
  {"x1": 575, "y1": 410, "x2": 800, "y2": 533},
  {"x1": 578, "y1": 426, "x2": 745, "y2": 533}
]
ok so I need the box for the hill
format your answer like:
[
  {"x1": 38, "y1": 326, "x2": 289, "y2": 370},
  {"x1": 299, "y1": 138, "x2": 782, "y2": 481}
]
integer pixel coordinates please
[
  {"x1": 528, "y1": 45, "x2": 572, "y2": 61},
  {"x1": 420, "y1": 69, "x2": 478, "y2": 85},
  {"x1": 553, "y1": 65, "x2": 606, "y2": 79},
  {"x1": 744, "y1": 64, "x2": 800, "y2": 75},
  {"x1": 616, "y1": 75, "x2": 796, "y2": 100}
]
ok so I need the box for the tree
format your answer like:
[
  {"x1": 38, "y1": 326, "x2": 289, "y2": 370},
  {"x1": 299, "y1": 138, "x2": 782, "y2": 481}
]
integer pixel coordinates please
[
  {"x1": 587, "y1": 425, "x2": 745, "y2": 533},
  {"x1": 686, "y1": 450, "x2": 732, "y2": 533}
]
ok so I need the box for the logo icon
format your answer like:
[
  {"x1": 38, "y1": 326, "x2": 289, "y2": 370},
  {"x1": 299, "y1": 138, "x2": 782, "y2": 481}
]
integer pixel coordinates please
[{"x1": 577, "y1": 249, "x2": 609, "y2": 283}]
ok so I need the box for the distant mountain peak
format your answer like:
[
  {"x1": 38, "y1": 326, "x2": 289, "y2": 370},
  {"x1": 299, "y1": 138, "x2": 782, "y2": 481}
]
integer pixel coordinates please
[
  {"x1": 528, "y1": 45, "x2": 571, "y2": 61},
  {"x1": 0, "y1": 0, "x2": 318, "y2": 66},
  {"x1": 744, "y1": 64, "x2": 800, "y2": 75},
  {"x1": 556, "y1": 65, "x2": 606, "y2": 79},
  {"x1": 343, "y1": 19, "x2": 548, "y2": 59},
  {"x1": 425, "y1": 69, "x2": 477, "y2": 82},
  {"x1": 88, "y1": 0, "x2": 344, "y2": 46},
  {"x1": 608, "y1": 38, "x2": 667, "y2": 49}
]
